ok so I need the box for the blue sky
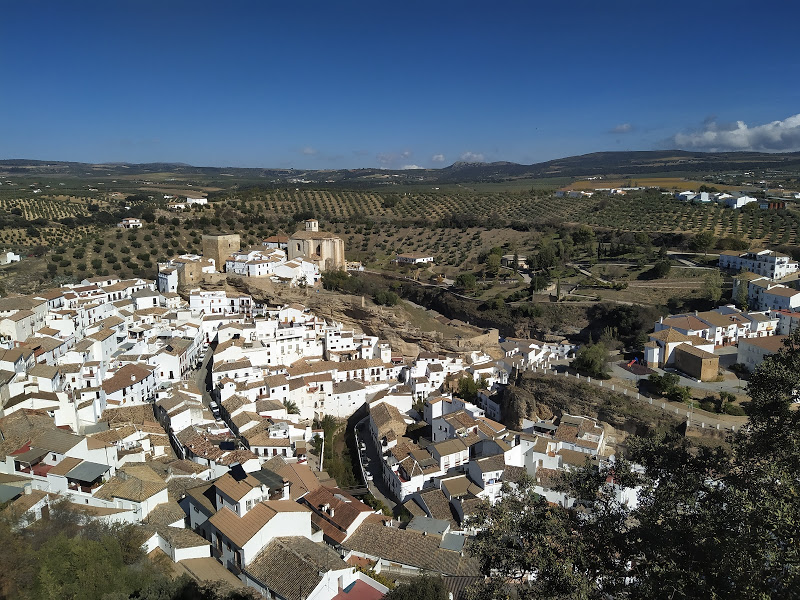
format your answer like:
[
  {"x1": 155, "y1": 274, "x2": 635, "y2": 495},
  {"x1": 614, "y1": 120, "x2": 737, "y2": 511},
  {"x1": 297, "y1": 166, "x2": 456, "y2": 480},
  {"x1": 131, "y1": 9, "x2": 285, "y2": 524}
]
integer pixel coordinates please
[{"x1": 2, "y1": 1, "x2": 799, "y2": 169}]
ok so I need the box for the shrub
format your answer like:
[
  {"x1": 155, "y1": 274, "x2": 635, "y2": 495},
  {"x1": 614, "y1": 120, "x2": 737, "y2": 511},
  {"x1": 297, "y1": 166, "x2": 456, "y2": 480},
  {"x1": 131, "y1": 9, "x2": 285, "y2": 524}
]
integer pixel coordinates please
[
  {"x1": 572, "y1": 342, "x2": 611, "y2": 379},
  {"x1": 724, "y1": 403, "x2": 746, "y2": 416}
]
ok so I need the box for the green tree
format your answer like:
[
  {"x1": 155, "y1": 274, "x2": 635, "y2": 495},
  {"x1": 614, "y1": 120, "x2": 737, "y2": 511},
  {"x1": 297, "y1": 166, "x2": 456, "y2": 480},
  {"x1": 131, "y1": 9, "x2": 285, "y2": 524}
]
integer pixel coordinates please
[
  {"x1": 485, "y1": 253, "x2": 501, "y2": 277},
  {"x1": 468, "y1": 327, "x2": 800, "y2": 599},
  {"x1": 572, "y1": 342, "x2": 610, "y2": 379},
  {"x1": 703, "y1": 270, "x2": 723, "y2": 303},
  {"x1": 734, "y1": 276, "x2": 749, "y2": 309},
  {"x1": 384, "y1": 575, "x2": 448, "y2": 600},
  {"x1": 457, "y1": 376, "x2": 479, "y2": 403},
  {"x1": 283, "y1": 399, "x2": 300, "y2": 415},
  {"x1": 467, "y1": 474, "x2": 593, "y2": 600},
  {"x1": 651, "y1": 259, "x2": 671, "y2": 278},
  {"x1": 691, "y1": 231, "x2": 715, "y2": 255},
  {"x1": 455, "y1": 272, "x2": 477, "y2": 291}
]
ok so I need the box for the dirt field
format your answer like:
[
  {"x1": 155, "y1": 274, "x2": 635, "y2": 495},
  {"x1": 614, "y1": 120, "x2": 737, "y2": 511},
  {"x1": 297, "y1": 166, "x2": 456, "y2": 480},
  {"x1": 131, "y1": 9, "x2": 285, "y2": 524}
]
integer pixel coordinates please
[{"x1": 564, "y1": 177, "x2": 756, "y2": 193}]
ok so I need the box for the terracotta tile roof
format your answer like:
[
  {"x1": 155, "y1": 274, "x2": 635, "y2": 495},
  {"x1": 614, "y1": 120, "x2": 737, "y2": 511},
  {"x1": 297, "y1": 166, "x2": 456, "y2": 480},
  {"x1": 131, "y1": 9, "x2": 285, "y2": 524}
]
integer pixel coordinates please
[
  {"x1": 208, "y1": 501, "x2": 310, "y2": 548},
  {"x1": 277, "y1": 462, "x2": 321, "y2": 500},
  {"x1": 245, "y1": 536, "x2": 348, "y2": 600},
  {"x1": 214, "y1": 472, "x2": 262, "y2": 502},
  {"x1": 300, "y1": 486, "x2": 374, "y2": 543},
  {"x1": 95, "y1": 474, "x2": 167, "y2": 503},
  {"x1": 342, "y1": 522, "x2": 480, "y2": 576},
  {"x1": 101, "y1": 363, "x2": 154, "y2": 395}
]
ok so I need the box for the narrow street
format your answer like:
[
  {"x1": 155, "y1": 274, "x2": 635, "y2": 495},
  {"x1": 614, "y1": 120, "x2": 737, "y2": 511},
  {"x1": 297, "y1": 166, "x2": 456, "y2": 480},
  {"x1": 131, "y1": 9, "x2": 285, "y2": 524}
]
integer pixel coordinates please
[{"x1": 354, "y1": 417, "x2": 397, "y2": 512}]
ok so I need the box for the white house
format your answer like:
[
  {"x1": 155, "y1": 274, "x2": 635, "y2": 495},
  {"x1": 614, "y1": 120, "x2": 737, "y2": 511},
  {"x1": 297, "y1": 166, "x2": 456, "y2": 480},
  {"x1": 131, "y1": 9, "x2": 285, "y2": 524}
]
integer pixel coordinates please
[
  {"x1": 117, "y1": 218, "x2": 143, "y2": 229},
  {"x1": 719, "y1": 249, "x2": 799, "y2": 279},
  {"x1": 395, "y1": 252, "x2": 434, "y2": 265}
]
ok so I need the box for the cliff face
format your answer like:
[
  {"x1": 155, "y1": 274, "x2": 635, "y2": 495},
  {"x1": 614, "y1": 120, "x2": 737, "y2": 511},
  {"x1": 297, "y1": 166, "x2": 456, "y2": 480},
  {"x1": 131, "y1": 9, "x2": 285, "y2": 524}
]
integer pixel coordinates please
[{"x1": 500, "y1": 372, "x2": 728, "y2": 454}]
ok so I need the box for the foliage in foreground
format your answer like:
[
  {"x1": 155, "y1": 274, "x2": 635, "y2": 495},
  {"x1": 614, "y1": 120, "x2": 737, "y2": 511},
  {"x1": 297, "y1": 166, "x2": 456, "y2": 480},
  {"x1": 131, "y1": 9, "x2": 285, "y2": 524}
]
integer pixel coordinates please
[
  {"x1": 0, "y1": 503, "x2": 254, "y2": 600},
  {"x1": 383, "y1": 575, "x2": 448, "y2": 600},
  {"x1": 467, "y1": 328, "x2": 800, "y2": 599}
]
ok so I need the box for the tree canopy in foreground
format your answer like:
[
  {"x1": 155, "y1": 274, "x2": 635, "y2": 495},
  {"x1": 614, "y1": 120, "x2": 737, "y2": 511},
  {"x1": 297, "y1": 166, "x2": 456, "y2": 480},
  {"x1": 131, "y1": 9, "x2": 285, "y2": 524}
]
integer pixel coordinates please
[{"x1": 466, "y1": 328, "x2": 800, "y2": 599}]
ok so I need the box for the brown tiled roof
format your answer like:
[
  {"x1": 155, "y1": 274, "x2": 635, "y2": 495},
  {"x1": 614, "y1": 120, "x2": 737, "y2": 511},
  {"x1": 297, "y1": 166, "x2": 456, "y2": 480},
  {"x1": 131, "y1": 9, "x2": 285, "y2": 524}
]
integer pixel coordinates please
[
  {"x1": 31, "y1": 428, "x2": 83, "y2": 454},
  {"x1": 214, "y1": 472, "x2": 262, "y2": 502},
  {"x1": 95, "y1": 475, "x2": 167, "y2": 503},
  {"x1": 208, "y1": 501, "x2": 310, "y2": 548},
  {"x1": 245, "y1": 537, "x2": 348, "y2": 600},
  {"x1": 674, "y1": 343, "x2": 717, "y2": 360},
  {"x1": 342, "y1": 522, "x2": 480, "y2": 576},
  {"x1": 370, "y1": 402, "x2": 406, "y2": 438},
  {"x1": 300, "y1": 486, "x2": 374, "y2": 543},
  {"x1": 739, "y1": 335, "x2": 788, "y2": 352},
  {"x1": 431, "y1": 437, "x2": 468, "y2": 458},
  {"x1": 277, "y1": 462, "x2": 320, "y2": 500},
  {"x1": 143, "y1": 501, "x2": 189, "y2": 527},
  {"x1": 47, "y1": 456, "x2": 83, "y2": 477},
  {"x1": 416, "y1": 488, "x2": 458, "y2": 527},
  {"x1": 443, "y1": 410, "x2": 478, "y2": 430},
  {"x1": 101, "y1": 363, "x2": 154, "y2": 394},
  {"x1": 473, "y1": 454, "x2": 506, "y2": 473},
  {"x1": 441, "y1": 475, "x2": 483, "y2": 498}
]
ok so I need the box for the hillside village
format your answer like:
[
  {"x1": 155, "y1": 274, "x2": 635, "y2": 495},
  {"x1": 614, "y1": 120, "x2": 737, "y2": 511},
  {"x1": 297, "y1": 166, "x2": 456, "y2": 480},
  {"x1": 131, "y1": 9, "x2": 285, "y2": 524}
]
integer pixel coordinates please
[{"x1": 0, "y1": 215, "x2": 799, "y2": 598}]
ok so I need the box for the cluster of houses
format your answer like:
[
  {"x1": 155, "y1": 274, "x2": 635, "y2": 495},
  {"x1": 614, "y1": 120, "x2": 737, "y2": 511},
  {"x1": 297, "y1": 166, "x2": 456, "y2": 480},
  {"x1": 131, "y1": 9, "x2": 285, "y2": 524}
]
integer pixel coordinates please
[
  {"x1": 0, "y1": 255, "x2": 616, "y2": 599},
  {"x1": 641, "y1": 247, "x2": 800, "y2": 381},
  {"x1": 367, "y1": 387, "x2": 609, "y2": 514},
  {"x1": 0, "y1": 277, "x2": 404, "y2": 598},
  {"x1": 157, "y1": 219, "x2": 346, "y2": 291}
]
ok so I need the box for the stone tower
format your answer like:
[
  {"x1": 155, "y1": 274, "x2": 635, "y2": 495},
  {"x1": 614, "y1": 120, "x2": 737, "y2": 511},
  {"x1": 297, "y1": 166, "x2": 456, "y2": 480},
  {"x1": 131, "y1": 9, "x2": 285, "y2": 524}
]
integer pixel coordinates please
[{"x1": 202, "y1": 234, "x2": 240, "y2": 273}]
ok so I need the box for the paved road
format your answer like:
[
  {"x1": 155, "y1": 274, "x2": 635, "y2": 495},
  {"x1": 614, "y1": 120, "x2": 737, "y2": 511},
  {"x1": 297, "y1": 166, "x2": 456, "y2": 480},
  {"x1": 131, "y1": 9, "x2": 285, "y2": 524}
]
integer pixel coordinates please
[
  {"x1": 354, "y1": 417, "x2": 398, "y2": 511},
  {"x1": 188, "y1": 344, "x2": 214, "y2": 405}
]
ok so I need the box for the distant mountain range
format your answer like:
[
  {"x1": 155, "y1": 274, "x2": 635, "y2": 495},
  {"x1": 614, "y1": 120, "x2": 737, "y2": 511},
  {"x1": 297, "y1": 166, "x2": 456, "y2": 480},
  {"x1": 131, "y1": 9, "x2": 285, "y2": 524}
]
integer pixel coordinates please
[{"x1": 2, "y1": 150, "x2": 800, "y2": 185}]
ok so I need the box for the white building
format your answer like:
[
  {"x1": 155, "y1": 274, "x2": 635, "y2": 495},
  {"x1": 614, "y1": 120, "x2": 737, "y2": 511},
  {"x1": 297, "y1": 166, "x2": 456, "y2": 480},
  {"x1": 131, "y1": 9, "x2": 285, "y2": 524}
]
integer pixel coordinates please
[
  {"x1": 189, "y1": 289, "x2": 252, "y2": 316},
  {"x1": 395, "y1": 252, "x2": 434, "y2": 265},
  {"x1": 117, "y1": 218, "x2": 143, "y2": 229},
  {"x1": 724, "y1": 195, "x2": 758, "y2": 209},
  {"x1": 0, "y1": 251, "x2": 20, "y2": 265},
  {"x1": 719, "y1": 249, "x2": 799, "y2": 279}
]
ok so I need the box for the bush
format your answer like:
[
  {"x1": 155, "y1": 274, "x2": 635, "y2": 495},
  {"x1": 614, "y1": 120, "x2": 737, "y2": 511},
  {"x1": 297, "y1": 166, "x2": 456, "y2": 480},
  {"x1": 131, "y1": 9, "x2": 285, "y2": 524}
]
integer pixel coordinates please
[
  {"x1": 648, "y1": 372, "x2": 681, "y2": 396},
  {"x1": 454, "y1": 272, "x2": 477, "y2": 290},
  {"x1": 572, "y1": 342, "x2": 611, "y2": 379},
  {"x1": 724, "y1": 403, "x2": 746, "y2": 416},
  {"x1": 373, "y1": 290, "x2": 399, "y2": 306}
]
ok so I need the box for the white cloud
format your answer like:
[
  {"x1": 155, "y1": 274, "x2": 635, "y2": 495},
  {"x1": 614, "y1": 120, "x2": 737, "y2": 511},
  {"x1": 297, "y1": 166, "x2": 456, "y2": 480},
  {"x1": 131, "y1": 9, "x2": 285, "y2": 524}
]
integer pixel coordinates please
[
  {"x1": 376, "y1": 153, "x2": 394, "y2": 166},
  {"x1": 376, "y1": 151, "x2": 415, "y2": 168},
  {"x1": 431, "y1": 153, "x2": 445, "y2": 162},
  {"x1": 459, "y1": 151, "x2": 485, "y2": 162},
  {"x1": 301, "y1": 146, "x2": 317, "y2": 155},
  {"x1": 672, "y1": 114, "x2": 800, "y2": 152},
  {"x1": 610, "y1": 123, "x2": 633, "y2": 134},
  {"x1": 402, "y1": 164, "x2": 423, "y2": 170}
]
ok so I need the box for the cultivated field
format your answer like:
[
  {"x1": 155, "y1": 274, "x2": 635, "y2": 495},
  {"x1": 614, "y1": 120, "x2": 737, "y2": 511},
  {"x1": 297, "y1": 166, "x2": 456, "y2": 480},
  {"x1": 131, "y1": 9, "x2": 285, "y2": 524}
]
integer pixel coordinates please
[{"x1": 0, "y1": 181, "x2": 797, "y2": 301}]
